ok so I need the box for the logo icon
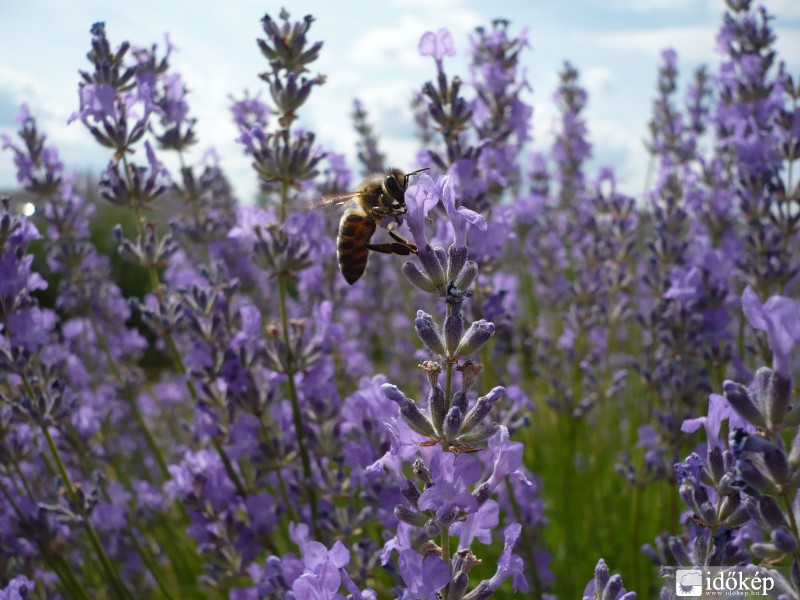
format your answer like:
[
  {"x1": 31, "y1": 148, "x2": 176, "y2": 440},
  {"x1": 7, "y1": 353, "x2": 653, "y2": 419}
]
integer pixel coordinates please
[{"x1": 675, "y1": 569, "x2": 702, "y2": 596}]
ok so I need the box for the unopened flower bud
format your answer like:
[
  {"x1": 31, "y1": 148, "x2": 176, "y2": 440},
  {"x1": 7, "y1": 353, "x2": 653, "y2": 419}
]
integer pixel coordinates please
[
  {"x1": 698, "y1": 501, "x2": 716, "y2": 525},
  {"x1": 415, "y1": 311, "x2": 445, "y2": 355},
  {"x1": 461, "y1": 387, "x2": 504, "y2": 432},
  {"x1": 448, "y1": 573, "x2": 468, "y2": 599},
  {"x1": 604, "y1": 575, "x2": 623, "y2": 600},
  {"x1": 423, "y1": 519, "x2": 441, "y2": 537},
  {"x1": 447, "y1": 244, "x2": 468, "y2": 283},
  {"x1": 455, "y1": 320, "x2": 495, "y2": 357},
  {"x1": 413, "y1": 459, "x2": 432, "y2": 485},
  {"x1": 772, "y1": 526, "x2": 798, "y2": 554},
  {"x1": 395, "y1": 505, "x2": 429, "y2": 527},
  {"x1": 400, "y1": 404, "x2": 436, "y2": 438},
  {"x1": 443, "y1": 406, "x2": 462, "y2": 440},
  {"x1": 766, "y1": 369, "x2": 792, "y2": 429},
  {"x1": 457, "y1": 422, "x2": 499, "y2": 444},
  {"x1": 451, "y1": 390, "x2": 468, "y2": 413},
  {"x1": 454, "y1": 260, "x2": 478, "y2": 291},
  {"x1": 750, "y1": 542, "x2": 783, "y2": 559},
  {"x1": 724, "y1": 380, "x2": 765, "y2": 428},
  {"x1": 403, "y1": 261, "x2": 438, "y2": 293},
  {"x1": 381, "y1": 383, "x2": 412, "y2": 408},
  {"x1": 418, "y1": 245, "x2": 446, "y2": 288},
  {"x1": 444, "y1": 308, "x2": 464, "y2": 356},
  {"x1": 429, "y1": 386, "x2": 446, "y2": 433},
  {"x1": 401, "y1": 479, "x2": 421, "y2": 506}
]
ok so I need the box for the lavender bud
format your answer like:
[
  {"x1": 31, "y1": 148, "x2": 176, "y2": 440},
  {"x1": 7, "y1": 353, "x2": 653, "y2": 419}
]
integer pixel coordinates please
[
  {"x1": 444, "y1": 308, "x2": 464, "y2": 356},
  {"x1": 403, "y1": 261, "x2": 438, "y2": 293},
  {"x1": 698, "y1": 501, "x2": 716, "y2": 525},
  {"x1": 472, "y1": 481, "x2": 491, "y2": 505},
  {"x1": 692, "y1": 535, "x2": 707, "y2": 566},
  {"x1": 400, "y1": 404, "x2": 436, "y2": 438},
  {"x1": 433, "y1": 245, "x2": 448, "y2": 274},
  {"x1": 423, "y1": 519, "x2": 441, "y2": 537},
  {"x1": 382, "y1": 385, "x2": 435, "y2": 437},
  {"x1": 461, "y1": 386, "x2": 504, "y2": 432},
  {"x1": 448, "y1": 573, "x2": 469, "y2": 600},
  {"x1": 381, "y1": 383, "x2": 412, "y2": 408},
  {"x1": 750, "y1": 542, "x2": 782, "y2": 559},
  {"x1": 594, "y1": 560, "x2": 610, "y2": 593},
  {"x1": 464, "y1": 581, "x2": 491, "y2": 600},
  {"x1": 758, "y1": 497, "x2": 787, "y2": 530},
  {"x1": 737, "y1": 457, "x2": 775, "y2": 493},
  {"x1": 678, "y1": 484, "x2": 694, "y2": 511},
  {"x1": 401, "y1": 479, "x2": 421, "y2": 506},
  {"x1": 668, "y1": 536, "x2": 692, "y2": 566},
  {"x1": 418, "y1": 244, "x2": 446, "y2": 288},
  {"x1": 772, "y1": 526, "x2": 798, "y2": 554},
  {"x1": 718, "y1": 494, "x2": 741, "y2": 522},
  {"x1": 720, "y1": 501, "x2": 749, "y2": 529},
  {"x1": 415, "y1": 311, "x2": 445, "y2": 356},
  {"x1": 707, "y1": 446, "x2": 725, "y2": 483},
  {"x1": 395, "y1": 505, "x2": 429, "y2": 527},
  {"x1": 454, "y1": 260, "x2": 478, "y2": 291},
  {"x1": 455, "y1": 320, "x2": 495, "y2": 357},
  {"x1": 763, "y1": 446, "x2": 789, "y2": 486},
  {"x1": 443, "y1": 406, "x2": 463, "y2": 441},
  {"x1": 457, "y1": 422, "x2": 499, "y2": 444},
  {"x1": 723, "y1": 380, "x2": 766, "y2": 428},
  {"x1": 413, "y1": 459, "x2": 432, "y2": 485},
  {"x1": 430, "y1": 386, "x2": 446, "y2": 433},
  {"x1": 447, "y1": 244, "x2": 468, "y2": 282},
  {"x1": 451, "y1": 390, "x2": 468, "y2": 413},
  {"x1": 604, "y1": 575, "x2": 623, "y2": 600},
  {"x1": 766, "y1": 369, "x2": 792, "y2": 429},
  {"x1": 691, "y1": 485, "x2": 710, "y2": 506}
]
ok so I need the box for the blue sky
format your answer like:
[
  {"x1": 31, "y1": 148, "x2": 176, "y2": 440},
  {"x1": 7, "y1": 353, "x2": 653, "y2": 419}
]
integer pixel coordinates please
[{"x1": 1, "y1": 0, "x2": 799, "y2": 202}]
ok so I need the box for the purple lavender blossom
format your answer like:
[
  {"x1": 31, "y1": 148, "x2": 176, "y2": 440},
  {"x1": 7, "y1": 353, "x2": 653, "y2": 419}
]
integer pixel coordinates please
[
  {"x1": 741, "y1": 285, "x2": 800, "y2": 377},
  {"x1": 417, "y1": 450, "x2": 481, "y2": 519},
  {"x1": 397, "y1": 549, "x2": 451, "y2": 600}
]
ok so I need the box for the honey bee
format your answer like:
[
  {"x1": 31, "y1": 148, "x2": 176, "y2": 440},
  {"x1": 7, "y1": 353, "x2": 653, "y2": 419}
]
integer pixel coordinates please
[{"x1": 320, "y1": 168, "x2": 429, "y2": 284}]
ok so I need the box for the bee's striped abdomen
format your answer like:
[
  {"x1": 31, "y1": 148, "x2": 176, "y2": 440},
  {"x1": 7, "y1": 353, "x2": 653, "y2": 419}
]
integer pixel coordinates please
[{"x1": 337, "y1": 210, "x2": 376, "y2": 285}]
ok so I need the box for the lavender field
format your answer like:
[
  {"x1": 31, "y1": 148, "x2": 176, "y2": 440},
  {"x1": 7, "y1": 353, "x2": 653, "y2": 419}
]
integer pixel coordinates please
[{"x1": 1, "y1": 1, "x2": 800, "y2": 598}]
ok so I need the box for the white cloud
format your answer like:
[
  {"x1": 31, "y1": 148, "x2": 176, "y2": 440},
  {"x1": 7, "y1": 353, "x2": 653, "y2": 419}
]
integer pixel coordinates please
[
  {"x1": 762, "y1": 0, "x2": 800, "y2": 19},
  {"x1": 389, "y1": 0, "x2": 464, "y2": 6},
  {"x1": 583, "y1": 66, "x2": 616, "y2": 97},
  {"x1": 347, "y1": 9, "x2": 483, "y2": 69},
  {"x1": 587, "y1": 25, "x2": 718, "y2": 62},
  {"x1": 589, "y1": 0, "x2": 699, "y2": 13}
]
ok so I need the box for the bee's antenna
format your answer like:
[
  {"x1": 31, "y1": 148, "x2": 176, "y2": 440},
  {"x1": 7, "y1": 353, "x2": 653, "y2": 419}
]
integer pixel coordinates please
[{"x1": 403, "y1": 167, "x2": 431, "y2": 187}]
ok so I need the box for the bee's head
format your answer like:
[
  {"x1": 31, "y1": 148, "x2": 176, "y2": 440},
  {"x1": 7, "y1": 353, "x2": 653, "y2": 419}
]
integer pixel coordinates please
[
  {"x1": 381, "y1": 167, "x2": 430, "y2": 212},
  {"x1": 382, "y1": 169, "x2": 408, "y2": 212}
]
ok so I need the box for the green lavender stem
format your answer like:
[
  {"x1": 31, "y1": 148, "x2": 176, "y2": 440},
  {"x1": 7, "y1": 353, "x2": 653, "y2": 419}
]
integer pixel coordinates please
[
  {"x1": 277, "y1": 179, "x2": 321, "y2": 538},
  {"x1": 41, "y1": 424, "x2": 134, "y2": 600}
]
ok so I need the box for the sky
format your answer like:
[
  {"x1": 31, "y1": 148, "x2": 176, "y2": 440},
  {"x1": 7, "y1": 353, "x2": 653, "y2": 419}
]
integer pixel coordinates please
[{"x1": 1, "y1": 0, "x2": 799, "y2": 203}]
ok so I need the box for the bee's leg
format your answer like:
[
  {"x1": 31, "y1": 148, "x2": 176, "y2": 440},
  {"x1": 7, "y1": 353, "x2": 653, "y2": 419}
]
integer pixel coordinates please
[
  {"x1": 365, "y1": 242, "x2": 415, "y2": 256},
  {"x1": 386, "y1": 228, "x2": 418, "y2": 254}
]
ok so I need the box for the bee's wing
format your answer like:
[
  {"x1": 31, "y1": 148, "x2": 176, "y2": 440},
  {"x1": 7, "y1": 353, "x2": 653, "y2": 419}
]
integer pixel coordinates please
[{"x1": 312, "y1": 192, "x2": 362, "y2": 214}]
